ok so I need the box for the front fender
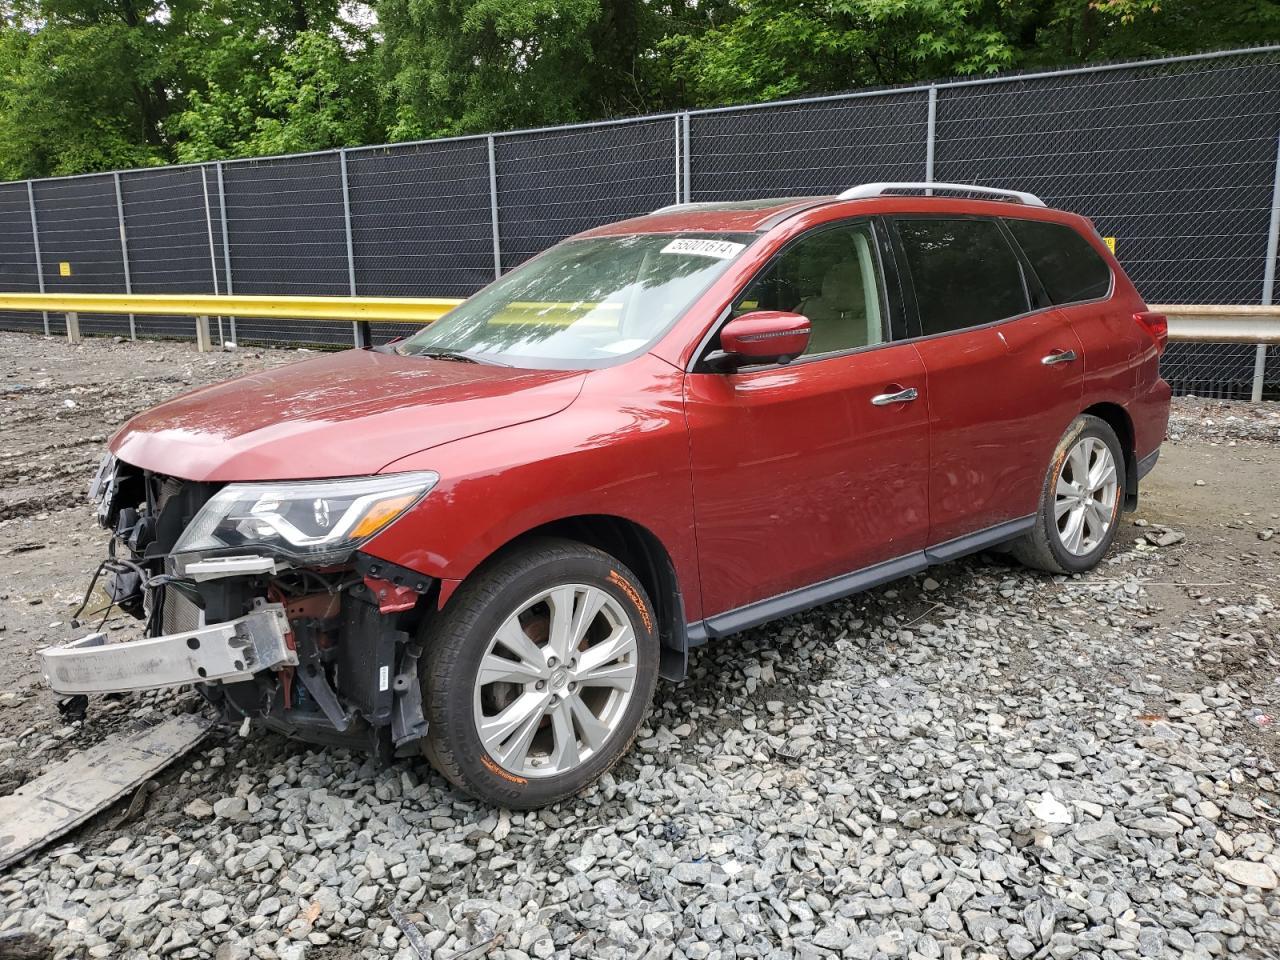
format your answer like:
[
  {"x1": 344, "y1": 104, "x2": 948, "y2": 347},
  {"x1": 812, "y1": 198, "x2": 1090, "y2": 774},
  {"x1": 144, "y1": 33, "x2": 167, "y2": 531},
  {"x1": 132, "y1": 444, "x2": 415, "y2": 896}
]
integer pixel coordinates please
[{"x1": 360, "y1": 357, "x2": 703, "y2": 621}]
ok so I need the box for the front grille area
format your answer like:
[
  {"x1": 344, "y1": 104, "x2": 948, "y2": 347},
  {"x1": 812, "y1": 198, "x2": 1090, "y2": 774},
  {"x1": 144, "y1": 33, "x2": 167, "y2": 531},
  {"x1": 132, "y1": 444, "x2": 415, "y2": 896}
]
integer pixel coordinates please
[{"x1": 161, "y1": 587, "x2": 205, "y2": 635}]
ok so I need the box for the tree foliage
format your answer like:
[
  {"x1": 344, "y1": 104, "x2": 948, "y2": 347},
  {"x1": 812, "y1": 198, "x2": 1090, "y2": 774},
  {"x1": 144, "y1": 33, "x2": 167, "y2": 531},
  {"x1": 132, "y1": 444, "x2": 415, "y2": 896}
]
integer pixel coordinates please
[{"x1": 0, "y1": 0, "x2": 1275, "y2": 178}]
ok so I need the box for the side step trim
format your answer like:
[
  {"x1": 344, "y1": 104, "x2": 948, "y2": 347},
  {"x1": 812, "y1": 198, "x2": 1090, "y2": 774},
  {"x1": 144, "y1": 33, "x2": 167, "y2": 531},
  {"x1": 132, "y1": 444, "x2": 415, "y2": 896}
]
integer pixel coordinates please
[
  {"x1": 924, "y1": 514, "x2": 1035, "y2": 563},
  {"x1": 686, "y1": 514, "x2": 1035, "y2": 645},
  {"x1": 697, "y1": 552, "x2": 927, "y2": 642}
]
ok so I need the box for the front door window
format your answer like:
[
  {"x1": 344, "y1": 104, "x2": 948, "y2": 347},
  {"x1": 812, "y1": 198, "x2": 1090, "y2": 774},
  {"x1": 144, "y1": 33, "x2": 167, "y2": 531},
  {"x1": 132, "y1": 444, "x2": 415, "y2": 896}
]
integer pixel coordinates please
[{"x1": 732, "y1": 222, "x2": 885, "y2": 357}]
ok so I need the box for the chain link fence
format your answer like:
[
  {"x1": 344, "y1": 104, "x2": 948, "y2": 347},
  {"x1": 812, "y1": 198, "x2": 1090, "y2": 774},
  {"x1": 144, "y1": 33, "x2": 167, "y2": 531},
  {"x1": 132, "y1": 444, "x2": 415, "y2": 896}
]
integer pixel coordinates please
[{"x1": 1, "y1": 47, "x2": 1278, "y2": 396}]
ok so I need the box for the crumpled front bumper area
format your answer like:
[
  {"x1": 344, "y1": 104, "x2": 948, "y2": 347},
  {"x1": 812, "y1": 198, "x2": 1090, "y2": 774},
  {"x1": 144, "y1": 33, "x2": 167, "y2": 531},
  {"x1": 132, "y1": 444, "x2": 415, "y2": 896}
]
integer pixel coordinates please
[{"x1": 40, "y1": 603, "x2": 296, "y2": 696}]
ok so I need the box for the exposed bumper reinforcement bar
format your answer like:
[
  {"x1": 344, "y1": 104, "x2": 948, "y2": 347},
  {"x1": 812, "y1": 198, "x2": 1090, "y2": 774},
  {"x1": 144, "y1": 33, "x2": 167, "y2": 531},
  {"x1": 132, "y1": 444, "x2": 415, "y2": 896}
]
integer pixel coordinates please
[{"x1": 40, "y1": 602, "x2": 296, "y2": 695}]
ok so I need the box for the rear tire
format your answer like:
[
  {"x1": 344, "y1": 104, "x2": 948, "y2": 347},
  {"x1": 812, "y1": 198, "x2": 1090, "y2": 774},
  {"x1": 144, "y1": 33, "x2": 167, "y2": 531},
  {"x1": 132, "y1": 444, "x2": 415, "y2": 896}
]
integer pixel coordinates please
[
  {"x1": 1011, "y1": 414, "x2": 1125, "y2": 575},
  {"x1": 419, "y1": 537, "x2": 659, "y2": 808}
]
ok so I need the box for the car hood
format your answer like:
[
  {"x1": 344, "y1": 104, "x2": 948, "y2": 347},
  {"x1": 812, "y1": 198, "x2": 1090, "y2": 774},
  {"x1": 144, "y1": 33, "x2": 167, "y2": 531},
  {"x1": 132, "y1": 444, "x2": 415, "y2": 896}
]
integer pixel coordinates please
[{"x1": 110, "y1": 349, "x2": 586, "y2": 481}]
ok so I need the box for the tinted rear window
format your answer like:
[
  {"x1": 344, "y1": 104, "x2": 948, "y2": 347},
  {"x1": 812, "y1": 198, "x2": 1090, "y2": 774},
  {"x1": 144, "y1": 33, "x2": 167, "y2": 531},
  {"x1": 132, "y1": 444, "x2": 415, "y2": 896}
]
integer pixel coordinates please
[
  {"x1": 1006, "y1": 218, "x2": 1112, "y2": 305},
  {"x1": 896, "y1": 218, "x2": 1030, "y2": 336}
]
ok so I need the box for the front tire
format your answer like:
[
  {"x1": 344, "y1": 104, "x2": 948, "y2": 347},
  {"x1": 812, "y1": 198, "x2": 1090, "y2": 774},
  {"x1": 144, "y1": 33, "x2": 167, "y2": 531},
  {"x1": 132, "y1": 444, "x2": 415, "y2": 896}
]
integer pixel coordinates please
[
  {"x1": 1011, "y1": 414, "x2": 1125, "y2": 575},
  {"x1": 419, "y1": 537, "x2": 659, "y2": 808}
]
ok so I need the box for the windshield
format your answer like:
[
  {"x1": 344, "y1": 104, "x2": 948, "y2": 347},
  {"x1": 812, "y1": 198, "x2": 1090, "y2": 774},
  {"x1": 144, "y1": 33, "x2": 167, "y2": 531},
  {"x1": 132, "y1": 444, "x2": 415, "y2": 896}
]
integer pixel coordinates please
[{"x1": 398, "y1": 233, "x2": 754, "y2": 367}]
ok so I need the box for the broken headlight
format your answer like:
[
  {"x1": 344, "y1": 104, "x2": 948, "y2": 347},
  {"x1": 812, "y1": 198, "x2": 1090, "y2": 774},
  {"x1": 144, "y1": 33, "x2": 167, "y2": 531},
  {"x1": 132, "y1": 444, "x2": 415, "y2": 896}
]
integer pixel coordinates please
[
  {"x1": 88, "y1": 453, "x2": 119, "y2": 527},
  {"x1": 171, "y1": 472, "x2": 438, "y2": 566}
]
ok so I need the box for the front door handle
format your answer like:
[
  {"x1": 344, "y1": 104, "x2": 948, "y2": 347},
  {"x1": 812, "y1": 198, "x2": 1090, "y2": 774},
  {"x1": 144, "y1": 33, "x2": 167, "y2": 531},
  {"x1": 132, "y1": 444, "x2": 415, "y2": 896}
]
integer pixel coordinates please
[
  {"x1": 1041, "y1": 349, "x2": 1078, "y2": 365},
  {"x1": 871, "y1": 386, "x2": 919, "y2": 406}
]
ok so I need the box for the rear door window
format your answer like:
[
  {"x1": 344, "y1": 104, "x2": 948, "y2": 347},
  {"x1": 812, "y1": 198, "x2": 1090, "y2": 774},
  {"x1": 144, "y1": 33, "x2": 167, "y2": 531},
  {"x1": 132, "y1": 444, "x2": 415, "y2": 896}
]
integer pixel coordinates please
[
  {"x1": 894, "y1": 218, "x2": 1030, "y2": 336},
  {"x1": 1005, "y1": 218, "x2": 1112, "y2": 305}
]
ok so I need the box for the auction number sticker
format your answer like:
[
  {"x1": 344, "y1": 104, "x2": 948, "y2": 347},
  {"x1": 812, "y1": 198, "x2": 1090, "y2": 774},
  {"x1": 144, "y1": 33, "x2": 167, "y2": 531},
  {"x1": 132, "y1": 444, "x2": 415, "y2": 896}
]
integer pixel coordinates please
[{"x1": 661, "y1": 237, "x2": 746, "y2": 260}]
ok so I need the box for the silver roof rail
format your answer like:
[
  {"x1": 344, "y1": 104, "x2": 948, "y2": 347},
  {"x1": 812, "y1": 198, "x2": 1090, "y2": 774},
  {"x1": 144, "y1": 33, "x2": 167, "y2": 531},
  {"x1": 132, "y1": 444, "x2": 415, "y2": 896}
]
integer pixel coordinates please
[
  {"x1": 649, "y1": 201, "x2": 724, "y2": 215},
  {"x1": 838, "y1": 182, "x2": 1046, "y2": 207}
]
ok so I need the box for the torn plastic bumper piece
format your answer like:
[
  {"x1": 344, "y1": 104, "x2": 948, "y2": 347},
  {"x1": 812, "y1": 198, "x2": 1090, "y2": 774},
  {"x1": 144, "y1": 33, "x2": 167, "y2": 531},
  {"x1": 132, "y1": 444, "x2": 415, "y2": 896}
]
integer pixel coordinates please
[{"x1": 40, "y1": 602, "x2": 296, "y2": 696}]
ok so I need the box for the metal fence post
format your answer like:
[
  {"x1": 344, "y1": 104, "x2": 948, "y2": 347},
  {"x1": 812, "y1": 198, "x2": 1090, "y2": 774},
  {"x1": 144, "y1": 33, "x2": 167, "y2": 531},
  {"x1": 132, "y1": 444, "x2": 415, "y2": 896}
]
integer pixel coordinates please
[
  {"x1": 1258, "y1": 127, "x2": 1280, "y2": 402},
  {"x1": 215, "y1": 161, "x2": 236, "y2": 344},
  {"x1": 682, "y1": 113, "x2": 692, "y2": 204},
  {"x1": 924, "y1": 85, "x2": 937, "y2": 191},
  {"x1": 200, "y1": 166, "x2": 224, "y2": 345},
  {"x1": 338, "y1": 148, "x2": 363, "y2": 347},
  {"x1": 673, "y1": 116, "x2": 682, "y2": 203},
  {"x1": 113, "y1": 171, "x2": 136, "y2": 340},
  {"x1": 487, "y1": 135, "x2": 501, "y2": 279},
  {"x1": 25, "y1": 180, "x2": 48, "y2": 336}
]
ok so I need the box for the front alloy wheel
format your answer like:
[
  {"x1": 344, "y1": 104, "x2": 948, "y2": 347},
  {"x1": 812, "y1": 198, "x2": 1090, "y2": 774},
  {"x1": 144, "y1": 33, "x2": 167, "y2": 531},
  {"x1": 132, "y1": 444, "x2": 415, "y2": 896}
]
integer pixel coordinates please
[
  {"x1": 473, "y1": 583, "x2": 639, "y2": 778},
  {"x1": 420, "y1": 538, "x2": 659, "y2": 808}
]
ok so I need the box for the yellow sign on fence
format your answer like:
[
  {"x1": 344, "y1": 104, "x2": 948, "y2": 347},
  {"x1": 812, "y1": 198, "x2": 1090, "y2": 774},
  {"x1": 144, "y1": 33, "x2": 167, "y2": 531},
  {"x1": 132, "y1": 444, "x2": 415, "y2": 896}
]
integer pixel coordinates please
[
  {"x1": 1103, "y1": 237, "x2": 1116, "y2": 254},
  {"x1": 58, "y1": 262, "x2": 71, "y2": 276}
]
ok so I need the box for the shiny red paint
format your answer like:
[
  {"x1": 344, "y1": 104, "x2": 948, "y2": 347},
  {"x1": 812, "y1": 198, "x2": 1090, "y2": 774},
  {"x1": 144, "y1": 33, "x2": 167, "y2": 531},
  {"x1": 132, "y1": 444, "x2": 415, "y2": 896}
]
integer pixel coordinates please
[
  {"x1": 582, "y1": 198, "x2": 826, "y2": 237},
  {"x1": 109, "y1": 192, "x2": 1171, "y2": 630},
  {"x1": 367, "y1": 353, "x2": 705, "y2": 618},
  {"x1": 111, "y1": 348, "x2": 585, "y2": 481},
  {"x1": 719, "y1": 311, "x2": 811, "y2": 360},
  {"x1": 912, "y1": 310, "x2": 1085, "y2": 545},
  {"x1": 684, "y1": 342, "x2": 929, "y2": 613},
  {"x1": 1053, "y1": 229, "x2": 1170, "y2": 462}
]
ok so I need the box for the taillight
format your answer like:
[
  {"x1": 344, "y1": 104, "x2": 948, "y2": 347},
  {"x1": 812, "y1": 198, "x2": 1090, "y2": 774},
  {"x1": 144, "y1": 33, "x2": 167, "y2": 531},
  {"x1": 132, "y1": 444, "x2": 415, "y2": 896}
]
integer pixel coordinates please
[{"x1": 1134, "y1": 311, "x2": 1168, "y2": 354}]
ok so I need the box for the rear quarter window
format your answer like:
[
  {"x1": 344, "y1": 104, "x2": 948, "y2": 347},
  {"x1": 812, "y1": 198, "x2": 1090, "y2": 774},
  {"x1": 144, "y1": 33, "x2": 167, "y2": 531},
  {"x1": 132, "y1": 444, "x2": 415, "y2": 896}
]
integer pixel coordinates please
[{"x1": 1005, "y1": 218, "x2": 1113, "y2": 305}]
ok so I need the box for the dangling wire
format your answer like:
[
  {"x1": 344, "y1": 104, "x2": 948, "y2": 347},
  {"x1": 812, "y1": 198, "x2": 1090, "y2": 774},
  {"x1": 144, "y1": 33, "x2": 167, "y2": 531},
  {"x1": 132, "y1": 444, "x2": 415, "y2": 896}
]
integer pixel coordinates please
[{"x1": 70, "y1": 554, "x2": 185, "y2": 633}]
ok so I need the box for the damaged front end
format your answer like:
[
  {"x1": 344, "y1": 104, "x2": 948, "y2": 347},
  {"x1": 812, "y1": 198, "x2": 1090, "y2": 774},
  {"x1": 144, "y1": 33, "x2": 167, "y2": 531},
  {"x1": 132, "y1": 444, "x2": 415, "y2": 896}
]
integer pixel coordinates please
[{"x1": 41, "y1": 455, "x2": 439, "y2": 760}]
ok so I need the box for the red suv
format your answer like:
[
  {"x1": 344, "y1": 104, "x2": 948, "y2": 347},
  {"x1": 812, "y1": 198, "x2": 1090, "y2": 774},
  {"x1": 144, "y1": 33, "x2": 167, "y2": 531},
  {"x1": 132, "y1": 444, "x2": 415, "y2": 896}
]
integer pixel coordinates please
[{"x1": 46, "y1": 183, "x2": 1171, "y2": 808}]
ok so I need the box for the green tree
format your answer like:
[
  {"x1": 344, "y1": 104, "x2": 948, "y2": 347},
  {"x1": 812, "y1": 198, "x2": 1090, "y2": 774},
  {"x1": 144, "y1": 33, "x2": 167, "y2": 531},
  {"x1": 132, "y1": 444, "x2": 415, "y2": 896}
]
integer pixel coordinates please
[
  {"x1": 171, "y1": 0, "x2": 381, "y2": 161},
  {"x1": 0, "y1": 0, "x2": 1277, "y2": 179},
  {"x1": 172, "y1": 12, "x2": 381, "y2": 161},
  {"x1": 658, "y1": 0, "x2": 1280, "y2": 108},
  {"x1": 0, "y1": 0, "x2": 382, "y2": 176},
  {"x1": 377, "y1": 0, "x2": 728, "y2": 139},
  {"x1": 1011, "y1": 0, "x2": 1280, "y2": 65},
  {"x1": 659, "y1": 0, "x2": 1018, "y2": 105},
  {"x1": 0, "y1": 0, "x2": 183, "y2": 178}
]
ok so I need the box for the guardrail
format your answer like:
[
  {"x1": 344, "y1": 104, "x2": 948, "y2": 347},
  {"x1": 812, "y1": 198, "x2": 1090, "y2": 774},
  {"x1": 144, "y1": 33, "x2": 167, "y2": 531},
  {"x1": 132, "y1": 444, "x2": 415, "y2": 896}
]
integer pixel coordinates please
[
  {"x1": 0, "y1": 293, "x2": 462, "y2": 350},
  {"x1": 0, "y1": 294, "x2": 1275, "y2": 398},
  {"x1": 1149, "y1": 304, "x2": 1278, "y2": 401}
]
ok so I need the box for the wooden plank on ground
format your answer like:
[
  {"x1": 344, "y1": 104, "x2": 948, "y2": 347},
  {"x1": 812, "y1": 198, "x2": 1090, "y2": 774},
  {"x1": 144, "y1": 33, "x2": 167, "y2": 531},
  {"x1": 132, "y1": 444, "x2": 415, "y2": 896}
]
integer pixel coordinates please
[{"x1": 0, "y1": 713, "x2": 212, "y2": 870}]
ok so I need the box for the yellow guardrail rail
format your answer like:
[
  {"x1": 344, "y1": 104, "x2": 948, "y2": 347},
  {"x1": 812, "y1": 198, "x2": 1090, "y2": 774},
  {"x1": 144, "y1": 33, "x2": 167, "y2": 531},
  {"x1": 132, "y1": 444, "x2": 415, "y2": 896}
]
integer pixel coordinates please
[
  {"x1": 0, "y1": 292, "x2": 465, "y2": 351},
  {"x1": 0, "y1": 293, "x2": 1274, "y2": 396},
  {"x1": 0, "y1": 292, "x2": 464, "y2": 322}
]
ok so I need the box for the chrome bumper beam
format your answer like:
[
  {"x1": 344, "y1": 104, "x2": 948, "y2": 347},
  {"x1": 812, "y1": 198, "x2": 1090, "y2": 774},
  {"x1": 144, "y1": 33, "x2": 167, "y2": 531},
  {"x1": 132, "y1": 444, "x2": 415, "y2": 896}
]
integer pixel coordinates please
[{"x1": 40, "y1": 603, "x2": 296, "y2": 695}]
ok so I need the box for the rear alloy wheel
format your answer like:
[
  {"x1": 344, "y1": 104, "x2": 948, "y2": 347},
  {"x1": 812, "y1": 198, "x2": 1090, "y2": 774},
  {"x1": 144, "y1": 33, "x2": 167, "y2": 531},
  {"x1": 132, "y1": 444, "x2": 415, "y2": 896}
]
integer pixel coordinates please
[
  {"x1": 1054, "y1": 435, "x2": 1119, "y2": 556},
  {"x1": 1012, "y1": 414, "x2": 1126, "y2": 574},
  {"x1": 420, "y1": 538, "x2": 659, "y2": 808}
]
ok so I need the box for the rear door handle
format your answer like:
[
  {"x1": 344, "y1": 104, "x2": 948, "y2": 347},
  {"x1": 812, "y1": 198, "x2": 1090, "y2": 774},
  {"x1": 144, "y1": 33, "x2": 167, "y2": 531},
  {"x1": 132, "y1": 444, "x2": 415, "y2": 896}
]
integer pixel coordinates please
[
  {"x1": 1041, "y1": 349, "x2": 1078, "y2": 365},
  {"x1": 871, "y1": 386, "x2": 918, "y2": 406}
]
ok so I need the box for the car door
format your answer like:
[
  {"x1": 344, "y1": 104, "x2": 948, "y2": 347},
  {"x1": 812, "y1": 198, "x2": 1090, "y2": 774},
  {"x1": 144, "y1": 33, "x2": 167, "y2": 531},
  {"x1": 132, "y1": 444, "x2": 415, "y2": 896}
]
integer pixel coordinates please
[
  {"x1": 1003, "y1": 215, "x2": 1145, "y2": 395},
  {"x1": 890, "y1": 215, "x2": 1085, "y2": 548},
  {"x1": 684, "y1": 218, "x2": 931, "y2": 621}
]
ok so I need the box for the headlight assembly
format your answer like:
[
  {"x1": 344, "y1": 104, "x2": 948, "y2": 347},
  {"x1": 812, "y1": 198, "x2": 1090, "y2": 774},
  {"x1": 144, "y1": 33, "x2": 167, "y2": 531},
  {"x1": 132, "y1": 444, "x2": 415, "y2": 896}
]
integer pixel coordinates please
[
  {"x1": 172, "y1": 471, "x2": 438, "y2": 566},
  {"x1": 88, "y1": 453, "x2": 118, "y2": 527}
]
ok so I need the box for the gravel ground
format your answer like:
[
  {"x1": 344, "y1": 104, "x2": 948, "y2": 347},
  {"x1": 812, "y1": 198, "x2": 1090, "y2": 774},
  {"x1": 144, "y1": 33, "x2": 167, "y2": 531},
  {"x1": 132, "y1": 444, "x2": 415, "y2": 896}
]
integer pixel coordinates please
[{"x1": 1, "y1": 332, "x2": 1279, "y2": 960}]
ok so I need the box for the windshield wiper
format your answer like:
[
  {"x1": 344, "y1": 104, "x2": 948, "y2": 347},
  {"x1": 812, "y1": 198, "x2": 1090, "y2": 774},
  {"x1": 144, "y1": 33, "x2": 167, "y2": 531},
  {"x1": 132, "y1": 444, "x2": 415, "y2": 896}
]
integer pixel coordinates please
[
  {"x1": 415, "y1": 349, "x2": 478, "y2": 363},
  {"x1": 397, "y1": 343, "x2": 511, "y2": 366}
]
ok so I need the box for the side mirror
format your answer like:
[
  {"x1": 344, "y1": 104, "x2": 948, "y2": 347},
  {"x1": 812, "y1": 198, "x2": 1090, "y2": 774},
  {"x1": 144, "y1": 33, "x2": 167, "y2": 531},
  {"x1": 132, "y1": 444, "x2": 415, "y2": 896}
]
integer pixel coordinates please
[{"x1": 712, "y1": 311, "x2": 811, "y2": 369}]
